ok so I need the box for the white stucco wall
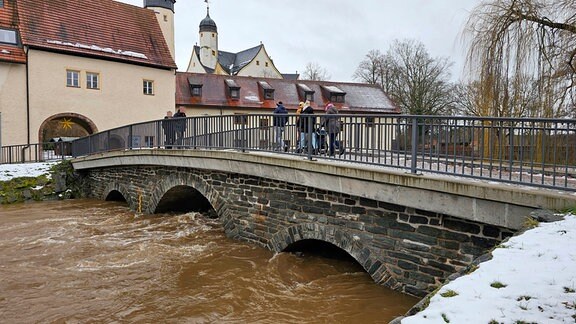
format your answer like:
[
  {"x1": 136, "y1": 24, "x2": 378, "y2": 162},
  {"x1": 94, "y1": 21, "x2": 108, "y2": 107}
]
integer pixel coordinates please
[
  {"x1": 1, "y1": 49, "x2": 175, "y2": 146},
  {"x1": 236, "y1": 48, "x2": 282, "y2": 79},
  {"x1": 199, "y1": 30, "x2": 218, "y2": 70},
  {"x1": 149, "y1": 7, "x2": 175, "y2": 61},
  {"x1": 186, "y1": 49, "x2": 206, "y2": 73},
  {"x1": 0, "y1": 63, "x2": 27, "y2": 146}
]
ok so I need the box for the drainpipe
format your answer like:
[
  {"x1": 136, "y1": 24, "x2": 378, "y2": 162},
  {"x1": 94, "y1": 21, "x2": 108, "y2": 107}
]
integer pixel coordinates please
[
  {"x1": 20, "y1": 46, "x2": 31, "y2": 162},
  {"x1": 25, "y1": 46, "x2": 30, "y2": 145}
]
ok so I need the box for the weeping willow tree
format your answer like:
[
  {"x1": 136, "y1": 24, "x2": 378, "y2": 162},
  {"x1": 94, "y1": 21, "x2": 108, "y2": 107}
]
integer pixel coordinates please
[
  {"x1": 465, "y1": 0, "x2": 576, "y2": 164},
  {"x1": 465, "y1": 0, "x2": 576, "y2": 118}
]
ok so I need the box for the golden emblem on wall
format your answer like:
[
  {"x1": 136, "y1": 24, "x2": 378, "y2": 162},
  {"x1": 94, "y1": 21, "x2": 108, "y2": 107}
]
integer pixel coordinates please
[{"x1": 59, "y1": 118, "x2": 74, "y2": 130}]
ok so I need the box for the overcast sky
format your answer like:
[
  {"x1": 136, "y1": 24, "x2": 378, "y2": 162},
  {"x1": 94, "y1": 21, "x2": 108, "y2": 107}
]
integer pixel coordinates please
[{"x1": 119, "y1": 0, "x2": 481, "y2": 82}]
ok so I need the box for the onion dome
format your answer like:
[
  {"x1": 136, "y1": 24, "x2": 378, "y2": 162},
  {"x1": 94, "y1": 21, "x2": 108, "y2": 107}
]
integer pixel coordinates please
[{"x1": 200, "y1": 9, "x2": 217, "y2": 33}]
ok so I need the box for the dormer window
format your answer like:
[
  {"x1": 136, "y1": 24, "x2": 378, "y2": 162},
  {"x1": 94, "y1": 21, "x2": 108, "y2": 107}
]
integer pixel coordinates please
[
  {"x1": 225, "y1": 79, "x2": 240, "y2": 100},
  {"x1": 190, "y1": 83, "x2": 203, "y2": 97},
  {"x1": 297, "y1": 83, "x2": 315, "y2": 102},
  {"x1": 258, "y1": 81, "x2": 274, "y2": 100},
  {"x1": 322, "y1": 85, "x2": 346, "y2": 103},
  {"x1": 0, "y1": 28, "x2": 17, "y2": 45}
]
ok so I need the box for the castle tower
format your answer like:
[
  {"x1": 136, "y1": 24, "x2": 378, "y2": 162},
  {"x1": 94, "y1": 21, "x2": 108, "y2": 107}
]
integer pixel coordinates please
[
  {"x1": 144, "y1": 0, "x2": 176, "y2": 61},
  {"x1": 199, "y1": 7, "x2": 218, "y2": 70}
]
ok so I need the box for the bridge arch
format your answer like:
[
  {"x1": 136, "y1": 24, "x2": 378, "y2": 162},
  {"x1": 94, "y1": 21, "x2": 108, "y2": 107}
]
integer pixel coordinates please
[
  {"x1": 147, "y1": 172, "x2": 229, "y2": 219},
  {"x1": 102, "y1": 182, "x2": 131, "y2": 206},
  {"x1": 267, "y1": 224, "x2": 393, "y2": 286}
]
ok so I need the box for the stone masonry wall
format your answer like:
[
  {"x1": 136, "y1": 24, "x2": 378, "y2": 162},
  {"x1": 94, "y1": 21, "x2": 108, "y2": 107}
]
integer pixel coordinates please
[{"x1": 83, "y1": 165, "x2": 515, "y2": 297}]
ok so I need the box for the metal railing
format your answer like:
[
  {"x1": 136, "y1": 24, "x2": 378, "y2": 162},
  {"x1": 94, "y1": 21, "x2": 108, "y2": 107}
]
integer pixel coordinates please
[
  {"x1": 0, "y1": 142, "x2": 71, "y2": 164},
  {"x1": 6, "y1": 114, "x2": 575, "y2": 191}
]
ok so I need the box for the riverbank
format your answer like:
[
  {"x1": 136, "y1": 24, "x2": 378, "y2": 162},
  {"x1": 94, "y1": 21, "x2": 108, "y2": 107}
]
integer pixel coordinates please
[
  {"x1": 399, "y1": 212, "x2": 576, "y2": 323},
  {"x1": 0, "y1": 161, "x2": 75, "y2": 204}
]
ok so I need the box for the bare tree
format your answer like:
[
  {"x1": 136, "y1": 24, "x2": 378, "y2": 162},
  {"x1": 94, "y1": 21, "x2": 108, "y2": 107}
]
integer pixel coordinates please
[
  {"x1": 465, "y1": 0, "x2": 576, "y2": 118},
  {"x1": 383, "y1": 39, "x2": 454, "y2": 115},
  {"x1": 301, "y1": 62, "x2": 331, "y2": 81},
  {"x1": 453, "y1": 78, "x2": 542, "y2": 117},
  {"x1": 353, "y1": 50, "x2": 385, "y2": 85}
]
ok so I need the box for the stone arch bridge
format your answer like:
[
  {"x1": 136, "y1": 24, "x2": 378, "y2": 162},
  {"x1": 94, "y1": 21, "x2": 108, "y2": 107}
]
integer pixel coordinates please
[{"x1": 71, "y1": 149, "x2": 575, "y2": 297}]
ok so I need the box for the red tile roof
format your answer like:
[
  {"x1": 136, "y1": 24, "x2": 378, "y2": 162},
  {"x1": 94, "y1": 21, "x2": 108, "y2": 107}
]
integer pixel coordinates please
[
  {"x1": 176, "y1": 73, "x2": 400, "y2": 114},
  {"x1": 0, "y1": 0, "x2": 26, "y2": 64},
  {"x1": 14, "y1": 0, "x2": 176, "y2": 69}
]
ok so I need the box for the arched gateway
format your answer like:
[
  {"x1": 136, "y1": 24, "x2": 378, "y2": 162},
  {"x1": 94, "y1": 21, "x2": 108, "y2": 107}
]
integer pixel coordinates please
[{"x1": 38, "y1": 113, "x2": 98, "y2": 143}]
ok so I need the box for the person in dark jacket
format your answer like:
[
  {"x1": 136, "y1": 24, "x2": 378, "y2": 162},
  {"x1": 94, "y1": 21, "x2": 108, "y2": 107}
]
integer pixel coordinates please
[
  {"x1": 298, "y1": 103, "x2": 317, "y2": 152},
  {"x1": 273, "y1": 101, "x2": 288, "y2": 151},
  {"x1": 161, "y1": 110, "x2": 174, "y2": 149},
  {"x1": 173, "y1": 107, "x2": 187, "y2": 147},
  {"x1": 322, "y1": 103, "x2": 344, "y2": 156}
]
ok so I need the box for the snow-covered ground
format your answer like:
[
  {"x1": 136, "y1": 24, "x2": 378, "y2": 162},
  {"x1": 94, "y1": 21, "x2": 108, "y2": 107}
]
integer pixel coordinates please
[
  {"x1": 0, "y1": 162, "x2": 57, "y2": 181},
  {"x1": 402, "y1": 214, "x2": 576, "y2": 324},
  {"x1": 1, "y1": 162, "x2": 575, "y2": 323}
]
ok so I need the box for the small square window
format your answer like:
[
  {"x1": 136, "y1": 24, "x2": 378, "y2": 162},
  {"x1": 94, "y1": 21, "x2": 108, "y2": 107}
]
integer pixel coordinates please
[
  {"x1": 163, "y1": 15, "x2": 168, "y2": 22},
  {"x1": 305, "y1": 92, "x2": 314, "y2": 102},
  {"x1": 211, "y1": 50, "x2": 216, "y2": 56},
  {"x1": 191, "y1": 85, "x2": 202, "y2": 97},
  {"x1": 265, "y1": 62, "x2": 269, "y2": 67},
  {"x1": 331, "y1": 94, "x2": 345, "y2": 103},
  {"x1": 234, "y1": 114, "x2": 247, "y2": 125},
  {"x1": 0, "y1": 29, "x2": 16, "y2": 45},
  {"x1": 66, "y1": 70, "x2": 80, "y2": 88},
  {"x1": 256, "y1": 60, "x2": 260, "y2": 66},
  {"x1": 264, "y1": 89, "x2": 274, "y2": 100},
  {"x1": 86, "y1": 72, "x2": 99, "y2": 90},
  {"x1": 143, "y1": 80, "x2": 154, "y2": 95},
  {"x1": 230, "y1": 88, "x2": 239, "y2": 99}
]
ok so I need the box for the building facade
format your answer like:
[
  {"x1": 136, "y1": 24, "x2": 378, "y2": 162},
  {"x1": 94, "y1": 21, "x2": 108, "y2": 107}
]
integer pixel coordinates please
[{"x1": 0, "y1": 0, "x2": 176, "y2": 147}]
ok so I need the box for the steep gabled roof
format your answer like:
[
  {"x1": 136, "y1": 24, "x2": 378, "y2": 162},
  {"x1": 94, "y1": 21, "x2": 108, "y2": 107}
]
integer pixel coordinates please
[
  {"x1": 0, "y1": 0, "x2": 26, "y2": 64},
  {"x1": 14, "y1": 0, "x2": 176, "y2": 69},
  {"x1": 218, "y1": 44, "x2": 262, "y2": 75},
  {"x1": 176, "y1": 72, "x2": 400, "y2": 114}
]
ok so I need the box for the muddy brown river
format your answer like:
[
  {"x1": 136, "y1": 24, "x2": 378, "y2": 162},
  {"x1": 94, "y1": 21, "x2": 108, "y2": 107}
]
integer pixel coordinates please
[{"x1": 0, "y1": 199, "x2": 418, "y2": 323}]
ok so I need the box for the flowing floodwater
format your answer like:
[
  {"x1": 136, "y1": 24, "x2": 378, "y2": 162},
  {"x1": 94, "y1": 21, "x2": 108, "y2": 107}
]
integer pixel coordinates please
[{"x1": 0, "y1": 199, "x2": 418, "y2": 323}]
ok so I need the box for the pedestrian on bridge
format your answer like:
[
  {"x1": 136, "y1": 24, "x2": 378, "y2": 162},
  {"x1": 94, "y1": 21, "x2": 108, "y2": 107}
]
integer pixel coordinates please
[
  {"x1": 162, "y1": 110, "x2": 174, "y2": 149},
  {"x1": 298, "y1": 102, "x2": 317, "y2": 153},
  {"x1": 173, "y1": 108, "x2": 187, "y2": 147},
  {"x1": 322, "y1": 103, "x2": 344, "y2": 156},
  {"x1": 273, "y1": 101, "x2": 288, "y2": 151}
]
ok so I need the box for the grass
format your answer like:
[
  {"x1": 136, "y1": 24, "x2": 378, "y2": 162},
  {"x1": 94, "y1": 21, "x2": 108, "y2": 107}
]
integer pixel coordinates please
[
  {"x1": 490, "y1": 281, "x2": 507, "y2": 289},
  {"x1": 441, "y1": 313, "x2": 450, "y2": 323},
  {"x1": 523, "y1": 217, "x2": 540, "y2": 229},
  {"x1": 440, "y1": 290, "x2": 459, "y2": 298}
]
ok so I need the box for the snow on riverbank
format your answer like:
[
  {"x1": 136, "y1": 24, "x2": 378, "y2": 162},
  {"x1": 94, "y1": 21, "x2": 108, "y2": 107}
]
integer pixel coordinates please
[
  {"x1": 402, "y1": 214, "x2": 576, "y2": 324},
  {"x1": 0, "y1": 162, "x2": 57, "y2": 181}
]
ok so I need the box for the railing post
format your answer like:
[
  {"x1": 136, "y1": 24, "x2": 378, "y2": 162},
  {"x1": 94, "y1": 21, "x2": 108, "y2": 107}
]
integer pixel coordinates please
[
  {"x1": 411, "y1": 117, "x2": 418, "y2": 174},
  {"x1": 156, "y1": 120, "x2": 161, "y2": 149},
  {"x1": 241, "y1": 117, "x2": 246, "y2": 153},
  {"x1": 307, "y1": 115, "x2": 313, "y2": 160},
  {"x1": 128, "y1": 125, "x2": 133, "y2": 150}
]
